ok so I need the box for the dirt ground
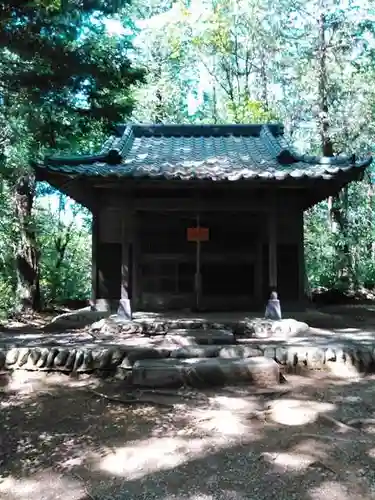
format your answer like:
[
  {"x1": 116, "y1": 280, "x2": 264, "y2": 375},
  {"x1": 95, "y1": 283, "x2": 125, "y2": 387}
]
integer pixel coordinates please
[
  {"x1": 1, "y1": 305, "x2": 375, "y2": 499},
  {"x1": 1, "y1": 370, "x2": 375, "y2": 500}
]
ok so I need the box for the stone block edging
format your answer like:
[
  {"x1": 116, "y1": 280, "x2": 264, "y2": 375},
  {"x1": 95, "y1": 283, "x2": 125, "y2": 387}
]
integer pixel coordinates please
[{"x1": 0, "y1": 342, "x2": 374, "y2": 388}]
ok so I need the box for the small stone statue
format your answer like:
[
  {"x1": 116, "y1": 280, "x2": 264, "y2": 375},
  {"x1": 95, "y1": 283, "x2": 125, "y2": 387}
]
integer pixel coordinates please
[
  {"x1": 265, "y1": 290, "x2": 282, "y2": 320},
  {"x1": 117, "y1": 298, "x2": 132, "y2": 321}
]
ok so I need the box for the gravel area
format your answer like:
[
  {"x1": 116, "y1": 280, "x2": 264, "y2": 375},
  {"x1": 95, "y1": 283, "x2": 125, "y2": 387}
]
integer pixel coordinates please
[{"x1": 1, "y1": 369, "x2": 375, "y2": 499}]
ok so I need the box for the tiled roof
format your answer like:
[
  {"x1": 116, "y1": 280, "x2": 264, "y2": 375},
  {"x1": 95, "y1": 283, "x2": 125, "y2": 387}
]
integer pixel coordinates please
[{"x1": 38, "y1": 123, "x2": 372, "y2": 182}]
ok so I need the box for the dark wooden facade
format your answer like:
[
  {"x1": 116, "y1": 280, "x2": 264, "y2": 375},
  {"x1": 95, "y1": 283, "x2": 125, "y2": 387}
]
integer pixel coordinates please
[
  {"x1": 92, "y1": 186, "x2": 304, "y2": 311},
  {"x1": 33, "y1": 123, "x2": 372, "y2": 314}
]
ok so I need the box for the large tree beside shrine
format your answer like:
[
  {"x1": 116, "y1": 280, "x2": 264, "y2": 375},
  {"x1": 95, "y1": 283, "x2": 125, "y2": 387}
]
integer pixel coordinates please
[{"x1": 0, "y1": 0, "x2": 144, "y2": 311}]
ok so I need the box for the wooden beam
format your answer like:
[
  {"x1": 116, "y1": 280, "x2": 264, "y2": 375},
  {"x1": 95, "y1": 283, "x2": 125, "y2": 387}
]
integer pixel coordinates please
[
  {"x1": 35, "y1": 170, "x2": 95, "y2": 209},
  {"x1": 302, "y1": 169, "x2": 365, "y2": 209},
  {"x1": 134, "y1": 199, "x2": 265, "y2": 212},
  {"x1": 90, "y1": 178, "x2": 328, "y2": 191},
  {"x1": 130, "y1": 198, "x2": 302, "y2": 212},
  {"x1": 97, "y1": 187, "x2": 308, "y2": 211}
]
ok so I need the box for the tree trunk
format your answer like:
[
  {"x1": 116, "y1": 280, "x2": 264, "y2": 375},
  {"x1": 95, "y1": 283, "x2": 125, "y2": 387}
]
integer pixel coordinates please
[
  {"x1": 366, "y1": 181, "x2": 373, "y2": 263},
  {"x1": 318, "y1": 9, "x2": 351, "y2": 286},
  {"x1": 50, "y1": 222, "x2": 73, "y2": 302},
  {"x1": 14, "y1": 172, "x2": 41, "y2": 312},
  {"x1": 155, "y1": 88, "x2": 164, "y2": 124},
  {"x1": 318, "y1": 13, "x2": 333, "y2": 157},
  {"x1": 260, "y1": 51, "x2": 269, "y2": 110},
  {"x1": 318, "y1": 11, "x2": 334, "y2": 225},
  {"x1": 212, "y1": 83, "x2": 218, "y2": 123}
]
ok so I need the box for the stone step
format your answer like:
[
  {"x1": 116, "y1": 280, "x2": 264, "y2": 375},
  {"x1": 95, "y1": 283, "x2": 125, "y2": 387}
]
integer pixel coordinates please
[
  {"x1": 170, "y1": 344, "x2": 263, "y2": 359},
  {"x1": 89, "y1": 315, "x2": 309, "y2": 339},
  {"x1": 166, "y1": 328, "x2": 234, "y2": 345},
  {"x1": 131, "y1": 356, "x2": 281, "y2": 388}
]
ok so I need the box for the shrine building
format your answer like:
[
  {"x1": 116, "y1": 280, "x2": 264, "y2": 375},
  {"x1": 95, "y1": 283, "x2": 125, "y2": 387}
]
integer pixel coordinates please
[{"x1": 32, "y1": 123, "x2": 372, "y2": 316}]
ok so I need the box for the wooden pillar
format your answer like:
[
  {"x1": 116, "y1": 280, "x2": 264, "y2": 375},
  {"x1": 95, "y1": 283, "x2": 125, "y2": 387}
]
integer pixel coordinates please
[
  {"x1": 255, "y1": 239, "x2": 263, "y2": 304},
  {"x1": 298, "y1": 209, "x2": 305, "y2": 300},
  {"x1": 120, "y1": 224, "x2": 130, "y2": 301},
  {"x1": 120, "y1": 208, "x2": 133, "y2": 319},
  {"x1": 194, "y1": 212, "x2": 202, "y2": 311},
  {"x1": 92, "y1": 201, "x2": 123, "y2": 312},
  {"x1": 268, "y1": 209, "x2": 277, "y2": 294},
  {"x1": 131, "y1": 211, "x2": 140, "y2": 311},
  {"x1": 91, "y1": 208, "x2": 99, "y2": 303}
]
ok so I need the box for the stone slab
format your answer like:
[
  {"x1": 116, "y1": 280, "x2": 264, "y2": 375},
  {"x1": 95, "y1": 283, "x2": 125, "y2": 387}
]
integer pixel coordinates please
[
  {"x1": 170, "y1": 345, "x2": 222, "y2": 358},
  {"x1": 219, "y1": 345, "x2": 264, "y2": 359},
  {"x1": 89, "y1": 316, "x2": 309, "y2": 341},
  {"x1": 126, "y1": 347, "x2": 171, "y2": 365},
  {"x1": 169, "y1": 345, "x2": 264, "y2": 359},
  {"x1": 250, "y1": 318, "x2": 309, "y2": 339},
  {"x1": 165, "y1": 329, "x2": 235, "y2": 345},
  {"x1": 131, "y1": 356, "x2": 280, "y2": 388},
  {"x1": 155, "y1": 334, "x2": 199, "y2": 348},
  {"x1": 50, "y1": 308, "x2": 110, "y2": 329}
]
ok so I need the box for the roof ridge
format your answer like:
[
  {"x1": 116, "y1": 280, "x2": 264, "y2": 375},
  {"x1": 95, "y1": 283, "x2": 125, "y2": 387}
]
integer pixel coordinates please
[
  {"x1": 116, "y1": 123, "x2": 284, "y2": 138},
  {"x1": 116, "y1": 125, "x2": 135, "y2": 157},
  {"x1": 260, "y1": 125, "x2": 283, "y2": 158},
  {"x1": 100, "y1": 135, "x2": 117, "y2": 155}
]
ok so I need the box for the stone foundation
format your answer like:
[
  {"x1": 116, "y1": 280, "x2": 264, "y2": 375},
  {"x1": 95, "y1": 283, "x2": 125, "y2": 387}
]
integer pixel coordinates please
[
  {"x1": 1, "y1": 316, "x2": 373, "y2": 388},
  {"x1": 90, "y1": 316, "x2": 309, "y2": 339},
  {"x1": 1, "y1": 339, "x2": 374, "y2": 387}
]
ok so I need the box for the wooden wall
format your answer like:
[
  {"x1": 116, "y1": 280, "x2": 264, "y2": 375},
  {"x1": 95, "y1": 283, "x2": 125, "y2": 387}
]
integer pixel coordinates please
[
  {"x1": 98, "y1": 207, "x2": 122, "y2": 244},
  {"x1": 277, "y1": 210, "x2": 304, "y2": 301},
  {"x1": 93, "y1": 205, "x2": 134, "y2": 309},
  {"x1": 92, "y1": 186, "x2": 305, "y2": 311}
]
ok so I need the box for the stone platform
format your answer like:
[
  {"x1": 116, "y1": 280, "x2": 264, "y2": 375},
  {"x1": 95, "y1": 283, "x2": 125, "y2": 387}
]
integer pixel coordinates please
[{"x1": 1, "y1": 313, "x2": 375, "y2": 388}]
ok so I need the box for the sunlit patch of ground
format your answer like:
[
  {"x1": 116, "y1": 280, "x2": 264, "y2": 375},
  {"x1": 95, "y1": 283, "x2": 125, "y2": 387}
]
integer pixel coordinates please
[
  {"x1": 0, "y1": 370, "x2": 375, "y2": 499},
  {"x1": 98, "y1": 435, "x2": 238, "y2": 479},
  {"x1": 0, "y1": 471, "x2": 86, "y2": 500}
]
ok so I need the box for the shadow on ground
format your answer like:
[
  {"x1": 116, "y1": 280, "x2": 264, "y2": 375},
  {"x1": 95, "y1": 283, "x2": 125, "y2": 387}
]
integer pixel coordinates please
[
  {"x1": 1, "y1": 304, "x2": 375, "y2": 499},
  {"x1": 1, "y1": 369, "x2": 375, "y2": 499}
]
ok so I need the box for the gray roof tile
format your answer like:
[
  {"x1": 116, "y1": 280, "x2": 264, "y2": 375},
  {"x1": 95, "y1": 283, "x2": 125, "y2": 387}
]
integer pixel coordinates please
[{"x1": 38, "y1": 123, "x2": 372, "y2": 182}]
